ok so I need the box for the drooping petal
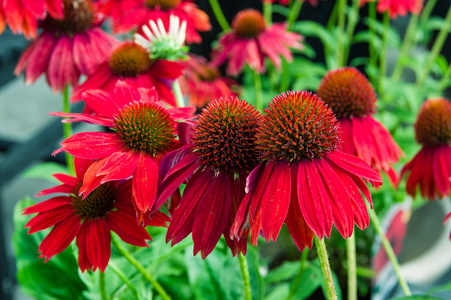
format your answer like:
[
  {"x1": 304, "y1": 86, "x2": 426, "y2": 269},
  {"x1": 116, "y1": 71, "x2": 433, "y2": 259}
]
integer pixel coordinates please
[
  {"x1": 84, "y1": 219, "x2": 111, "y2": 272},
  {"x1": 132, "y1": 152, "x2": 159, "y2": 212},
  {"x1": 23, "y1": 196, "x2": 72, "y2": 214},
  {"x1": 98, "y1": 151, "x2": 139, "y2": 183},
  {"x1": 433, "y1": 146, "x2": 451, "y2": 197},
  {"x1": 327, "y1": 150, "x2": 382, "y2": 183},
  {"x1": 106, "y1": 211, "x2": 151, "y2": 247},
  {"x1": 25, "y1": 205, "x2": 74, "y2": 234}
]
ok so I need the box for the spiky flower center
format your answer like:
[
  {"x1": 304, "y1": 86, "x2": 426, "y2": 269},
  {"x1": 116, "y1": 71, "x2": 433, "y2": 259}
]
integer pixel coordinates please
[
  {"x1": 316, "y1": 67, "x2": 377, "y2": 119},
  {"x1": 415, "y1": 98, "x2": 451, "y2": 146},
  {"x1": 41, "y1": 0, "x2": 95, "y2": 35},
  {"x1": 232, "y1": 9, "x2": 266, "y2": 39},
  {"x1": 72, "y1": 183, "x2": 115, "y2": 220},
  {"x1": 145, "y1": 0, "x2": 180, "y2": 9},
  {"x1": 257, "y1": 91, "x2": 340, "y2": 161},
  {"x1": 192, "y1": 97, "x2": 261, "y2": 173},
  {"x1": 114, "y1": 101, "x2": 175, "y2": 155},
  {"x1": 109, "y1": 43, "x2": 153, "y2": 77}
]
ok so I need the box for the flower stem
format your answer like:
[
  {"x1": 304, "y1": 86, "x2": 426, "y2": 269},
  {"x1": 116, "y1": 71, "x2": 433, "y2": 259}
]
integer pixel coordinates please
[
  {"x1": 99, "y1": 271, "x2": 107, "y2": 300},
  {"x1": 314, "y1": 236, "x2": 338, "y2": 300},
  {"x1": 391, "y1": 13, "x2": 419, "y2": 81},
  {"x1": 253, "y1": 69, "x2": 264, "y2": 111},
  {"x1": 111, "y1": 236, "x2": 172, "y2": 300},
  {"x1": 367, "y1": 204, "x2": 412, "y2": 296},
  {"x1": 436, "y1": 63, "x2": 451, "y2": 94},
  {"x1": 285, "y1": 249, "x2": 309, "y2": 300},
  {"x1": 346, "y1": 233, "x2": 357, "y2": 300},
  {"x1": 263, "y1": 1, "x2": 272, "y2": 25},
  {"x1": 172, "y1": 79, "x2": 185, "y2": 108},
  {"x1": 378, "y1": 12, "x2": 390, "y2": 97},
  {"x1": 208, "y1": 0, "x2": 230, "y2": 31},
  {"x1": 238, "y1": 254, "x2": 252, "y2": 300},
  {"x1": 343, "y1": 0, "x2": 361, "y2": 65},
  {"x1": 368, "y1": 1, "x2": 377, "y2": 85},
  {"x1": 417, "y1": 5, "x2": 451, "y2": 86},
  {"x1": 421, "y1": 0, "x2": 438, "y2": 23},
  {"x1": 62, "y1": 85, "x2": 75, "y2": 175},
  {"x1": 287, "y1": 0, "x2": 303, "y2": 31},
  {"x1": 109, "y1": 262, "x2": 139, "y2": 300},
  {"x1": 336, "y1": 0, "x2": 347, "y2": 68}
]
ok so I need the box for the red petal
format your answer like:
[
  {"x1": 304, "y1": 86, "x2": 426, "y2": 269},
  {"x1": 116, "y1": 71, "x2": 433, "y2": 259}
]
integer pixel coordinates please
[
  {"x1": 76, "y1": 222, "x2": 91, "y2": 272},
  {"x1": 25, "y1": 205, "x2": 74, "y2": 233},
  {"x1": 35, "y1": 185, "x2": 74, "y2": 197},
  {"x1": 434, "y1": 146, "x2": 451, "y2": 197},
  {"x1": 57, "y1": 132, "x2": 125, "y2": 159},
  {"x1": 79, "y1": 159, "x2": 108, "y2": 198},
  {"x1": 52, "y1": 173, "x2": 78, "y2": 186},
  {"x1": 23, "y1": 196, "x2": 72, "y2": 214},
  {"x1": 84, "y1": 219, "x2": 111, "y2": 272},
  {"x1": 74, "y1": 157, "x2": 95, "y2": 181},
  {"x1": 98, "y1": 151, "x2": 139, "y2": 183},
  {"x1": 327, "y1": 150, "x2": 382, "y2": 183},
  {"x1": 114, "y1": 80, "x2": 142, "y2": 105},
  {"x1": 106, "y1": 211, "x2": 151, "y2": 247},
  {"x1": 151, "y1": 60, "x2": 185, "y2": 80},
  {"x1": 82, "y1": 89, "x2": 122, "y2": 118},
  {"x1": 132, "y1": 153, "x2": 159, "y2": 212}
]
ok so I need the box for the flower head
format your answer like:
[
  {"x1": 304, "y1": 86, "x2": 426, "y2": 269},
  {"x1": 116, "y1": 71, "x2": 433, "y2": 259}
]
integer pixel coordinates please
[
  {"x1": 157, "y1": 97, "x2": 261, "y2": 258},
  {"x1": 317, "y1": 67, "x2": 403, "y2": 185},
  {"x1": 14, "y1": 0, "x2": 118, "y2": 92},
  {"x1": 400, "y1": 98, "x2": 451, "y2": 199},
  {"x1": 52, "y1": 81, "x2": 195, "y2": 221},
  {"x1": 232, "y1": 91, "x2": 382, "y2": 251},
  {"x1": 211, "y1": 9, "x2": 303, "y2": 76},
  {"x1": 377, "y1": 0, "x2": 423, "y2": 18},
  {"x1": 23, "y1": 158, "x2": 169, "y2": 272}
]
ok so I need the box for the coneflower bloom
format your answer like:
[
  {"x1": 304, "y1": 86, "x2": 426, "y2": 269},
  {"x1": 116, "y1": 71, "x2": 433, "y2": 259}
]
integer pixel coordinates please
[
  {"x1": 211, "y1": 9, "x2": 303, "y2": 76},
  {"x1": 317, "y1": 67, "x2": 403, "y2": 185},
  {"x1": 360, "y1": 0, "x2": 423, "y2": 18},
  {"x1": 180, "y1": 54, "x2": 239, "y2": 108},
  {"x1": 71, "y1": 41, "x2": 184, "y2": 106},
  {"x1": 231, "y1": 91, "x2": 382, "y2": 251},
  {"x1": 400, "y1": 98, "x2": 451, "y2": 199},
  {"x1": 156, "y1": 97, "x2": 261, "y2": 258},
  {"x1": 113, "y1": 0, "x2": 211, "y2": 44},
  {"x1": 23, "y1": 158, "x2": 169, "y2": 272},
  {"x1": 0, "y1": 0, "x2": 63, "y2": 39},
  {"x1": 51, "y1": 81, "x2": 195, "y2": 218},
  {"x1": 14, "y1": 0, "x2": 117, "y2": 93}
]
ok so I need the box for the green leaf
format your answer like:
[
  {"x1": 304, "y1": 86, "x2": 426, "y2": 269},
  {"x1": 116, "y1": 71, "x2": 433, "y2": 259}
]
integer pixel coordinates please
[
  {"x1": 290, "y1": 266, "x2": 323, "y2": 299},
  {"x1": 293, "y1": 21, "x2": 335, "y2": 50},
  {"x1": 22, "y1": 162, "x2": 69, "y2": 183},
  {"x1": 265, "y1": 283, "x2": 290, "y2": 300},
  {"x1": 13, "y1": 198, "x2": 86, "y2": 300},
  {"x1": 265, "y1": 261, "x2": 299, "y2": 284}
]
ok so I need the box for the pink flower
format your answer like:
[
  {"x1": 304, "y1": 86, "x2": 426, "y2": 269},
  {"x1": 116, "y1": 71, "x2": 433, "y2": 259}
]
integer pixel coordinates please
[
  {"x1": 361, "y1": 0, "x2": 423, "y2": 18},
  {"x1": 14, "y1": 0, "x2": 118, "y2": 92},
  {"x1": 211, "y1": 9, "x2": 303, "y2": 76}
]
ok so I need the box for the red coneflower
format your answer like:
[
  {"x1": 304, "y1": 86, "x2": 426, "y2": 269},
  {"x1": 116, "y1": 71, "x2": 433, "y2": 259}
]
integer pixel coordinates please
[
  {"x1": 211, "y1": 9, "x2": 303, "y2": 76},
  {"x1": 23, "y1": 158, "x2": 169, "y2": 272},
  {"x1": 0, "y1": 0, "x2": 63, "y2": 39},
  {"x1": 14, "y1": 0, "x2": 118, "y2": 93},
  {"x1": 231, "y1": 91, "x2": 382, "y2": 251},
  {"x1": 317, "y1": 67, "x2": 403, "y2": 185},
  {"x1": 400, "y1": 98, "x2": 451, "y2": 199},
  {"x1": 51, "y1": 81, "x2": 195, "y2": 220},
  {"x1": 156, "y1": 97, "x2": 261, "y2": 258},
  {"x1": 113, "y1": 0, "x2": 211, "y2": 44},
  {"x1": 71, "y1": 41, "x2": 183, "y2": 106},
  {"x1": 180, "y1": 54, "x2": 239, "y2": 108},
  {"x1": 361, "y1": 0, "x2": 423, "y2": 18}
]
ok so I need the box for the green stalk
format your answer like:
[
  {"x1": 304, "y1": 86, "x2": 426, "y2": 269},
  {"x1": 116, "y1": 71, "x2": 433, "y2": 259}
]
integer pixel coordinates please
[
  {"x1": 285, "y1": 249, "x2": 309, "y2": 300},
  {"x1": 346, "y1": 233, "x2": 357, "y2": 300},
  {"x1": 172, "y1": 80, "x2": 185, "y2": 108},
  {"x1": 263, "y1": 1, "x2": 272, "y2": 25},
  {"x1": 336, "y1": 0, "x2": 347, "y2": 68},
  {"x1": 343, "y1": 0, "x2": 361, "y2": 66},
  {"x1": 417, "y1": 5, "x2": 451, "y2": 86},
  {"x1": 253, "y1": 69, "x2": 264, "y2": 111},
  {"x1": 325, "y1": 0, "x2": 340, "y2": 68},
  {"x1": 112, "y1": 236, "x2": 172, "y2": 300},
  {"x1": 368, "y1": 1, "x2": 377, "y2": 85},
  {"x1": 314, "y1": 236, "x2": 338, "y2": 300},
  {"x1": 238, "y1": 254, "x2": 252, "y2": 300},
  {"x1": 378, "y1": 12, "x2": 390, "y2": 96},
  {"x1": 391, "y1": 14, "x2": 419, "y2": 81},
  {"x1": 208, "y1": 0, "x2": 231, "y2": 31},
  {"x1": 436, "y1": 63, "x2": 451, "y2": 94},
  {"x1": 62, "y1": 85, "x2": 75, "y2": 175},
  {"x1": 287, "y1": 0, "x2": 303, "y2": 31},
  {"x1": 99, "y1": 271, "x2": 107, "y2": 300},
  {"x1": 367, "y1": 204, "x2": 412, "y2": 296},
  {"x1": 421, "y1": 0, "x2": 438, "y2": 23},
  {"x1": 109, "y1": 262, "x2": 139, "y2": 300}
]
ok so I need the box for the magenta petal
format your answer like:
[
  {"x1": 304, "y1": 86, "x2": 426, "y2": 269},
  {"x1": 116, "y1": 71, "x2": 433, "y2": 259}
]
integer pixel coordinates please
[
  {"x1": 159, "y1": 146, "x2": 192, "y2": 180},
  {"x1": 132, "y1": 153, "x2": 159, "y2": 212},
  {"x1": 98, "y1": 151, "x2": 139, "y2": 183},
  {"x1": 47, "y1": 36, "x2": 78, "y2": 92}
]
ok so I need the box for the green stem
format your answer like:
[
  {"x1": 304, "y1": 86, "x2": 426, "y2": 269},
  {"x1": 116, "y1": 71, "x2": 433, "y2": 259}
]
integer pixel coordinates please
[
  {"x1": 368, "y1": 1, "x2": 377, "y2": 85},
  {"x1": 109, "y1": 262, "x2": 139, "y2": 300},
  {"x1": 336, "y1": 0, "x2": 347, "y2": 68},
  {"x1": 436, "y1": 63, "x2": 451, "y2": 94},
  {"x1": 325, "y1": 0, "x2": 340, "y2": 68},
  {"x1": 62, "y1": 85, "x2": 75, "y2": 175},
  {"x1": 421, "y1": 0, "x2": 438, "y2": 23},
  {"x1": 391, "y1": 14, "x2": 419, "y2": 81},
  {"x1": 286, "y1": 249, "x2": 309, "y2": 300},
  {"x1": 238, "y1": 254, "x2": 252, "y2": 300},
  {"x1": 112, "y1": 236, "x2": 172, "y2": 300},
  {"x1": 379, "y1": 12, "x2": 390, "y2": 96},
  {"x1": 287, "y1": 0, "x2": 303, "y2": 31},
  {"x1": 346, "y1": 233, "x2": 357, "y2": 300},
  {"x1": 280, "y1": 59, "x2": 290, "y2": 92},
  {"x1": 343, "y1": 0, "x2": 361, "y2": 66},
  {"x1": 208, "y1": 0, "x2": 230, "y2": 31},
  {"x1": 99, "y1": 271, "x2": 107, "y2": 300},
  {"x1": 253, "y1": 69, "x2": 264, "y2": 111},
  {"x1": 263, "y1": 1, "x2": 272, "y2": 25},
  {"x1": 314, "y1": 236, "x2": 338, "y2": 300},
  {"x1": 417, "y1": 5, "x2": 451, "y2": 86},
  {"x1": 172, "y1": 80, "x2": 185, "y2": 108},
  {"x1": 367, "y1": 204, "x2": 412, "y2": 296}
]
